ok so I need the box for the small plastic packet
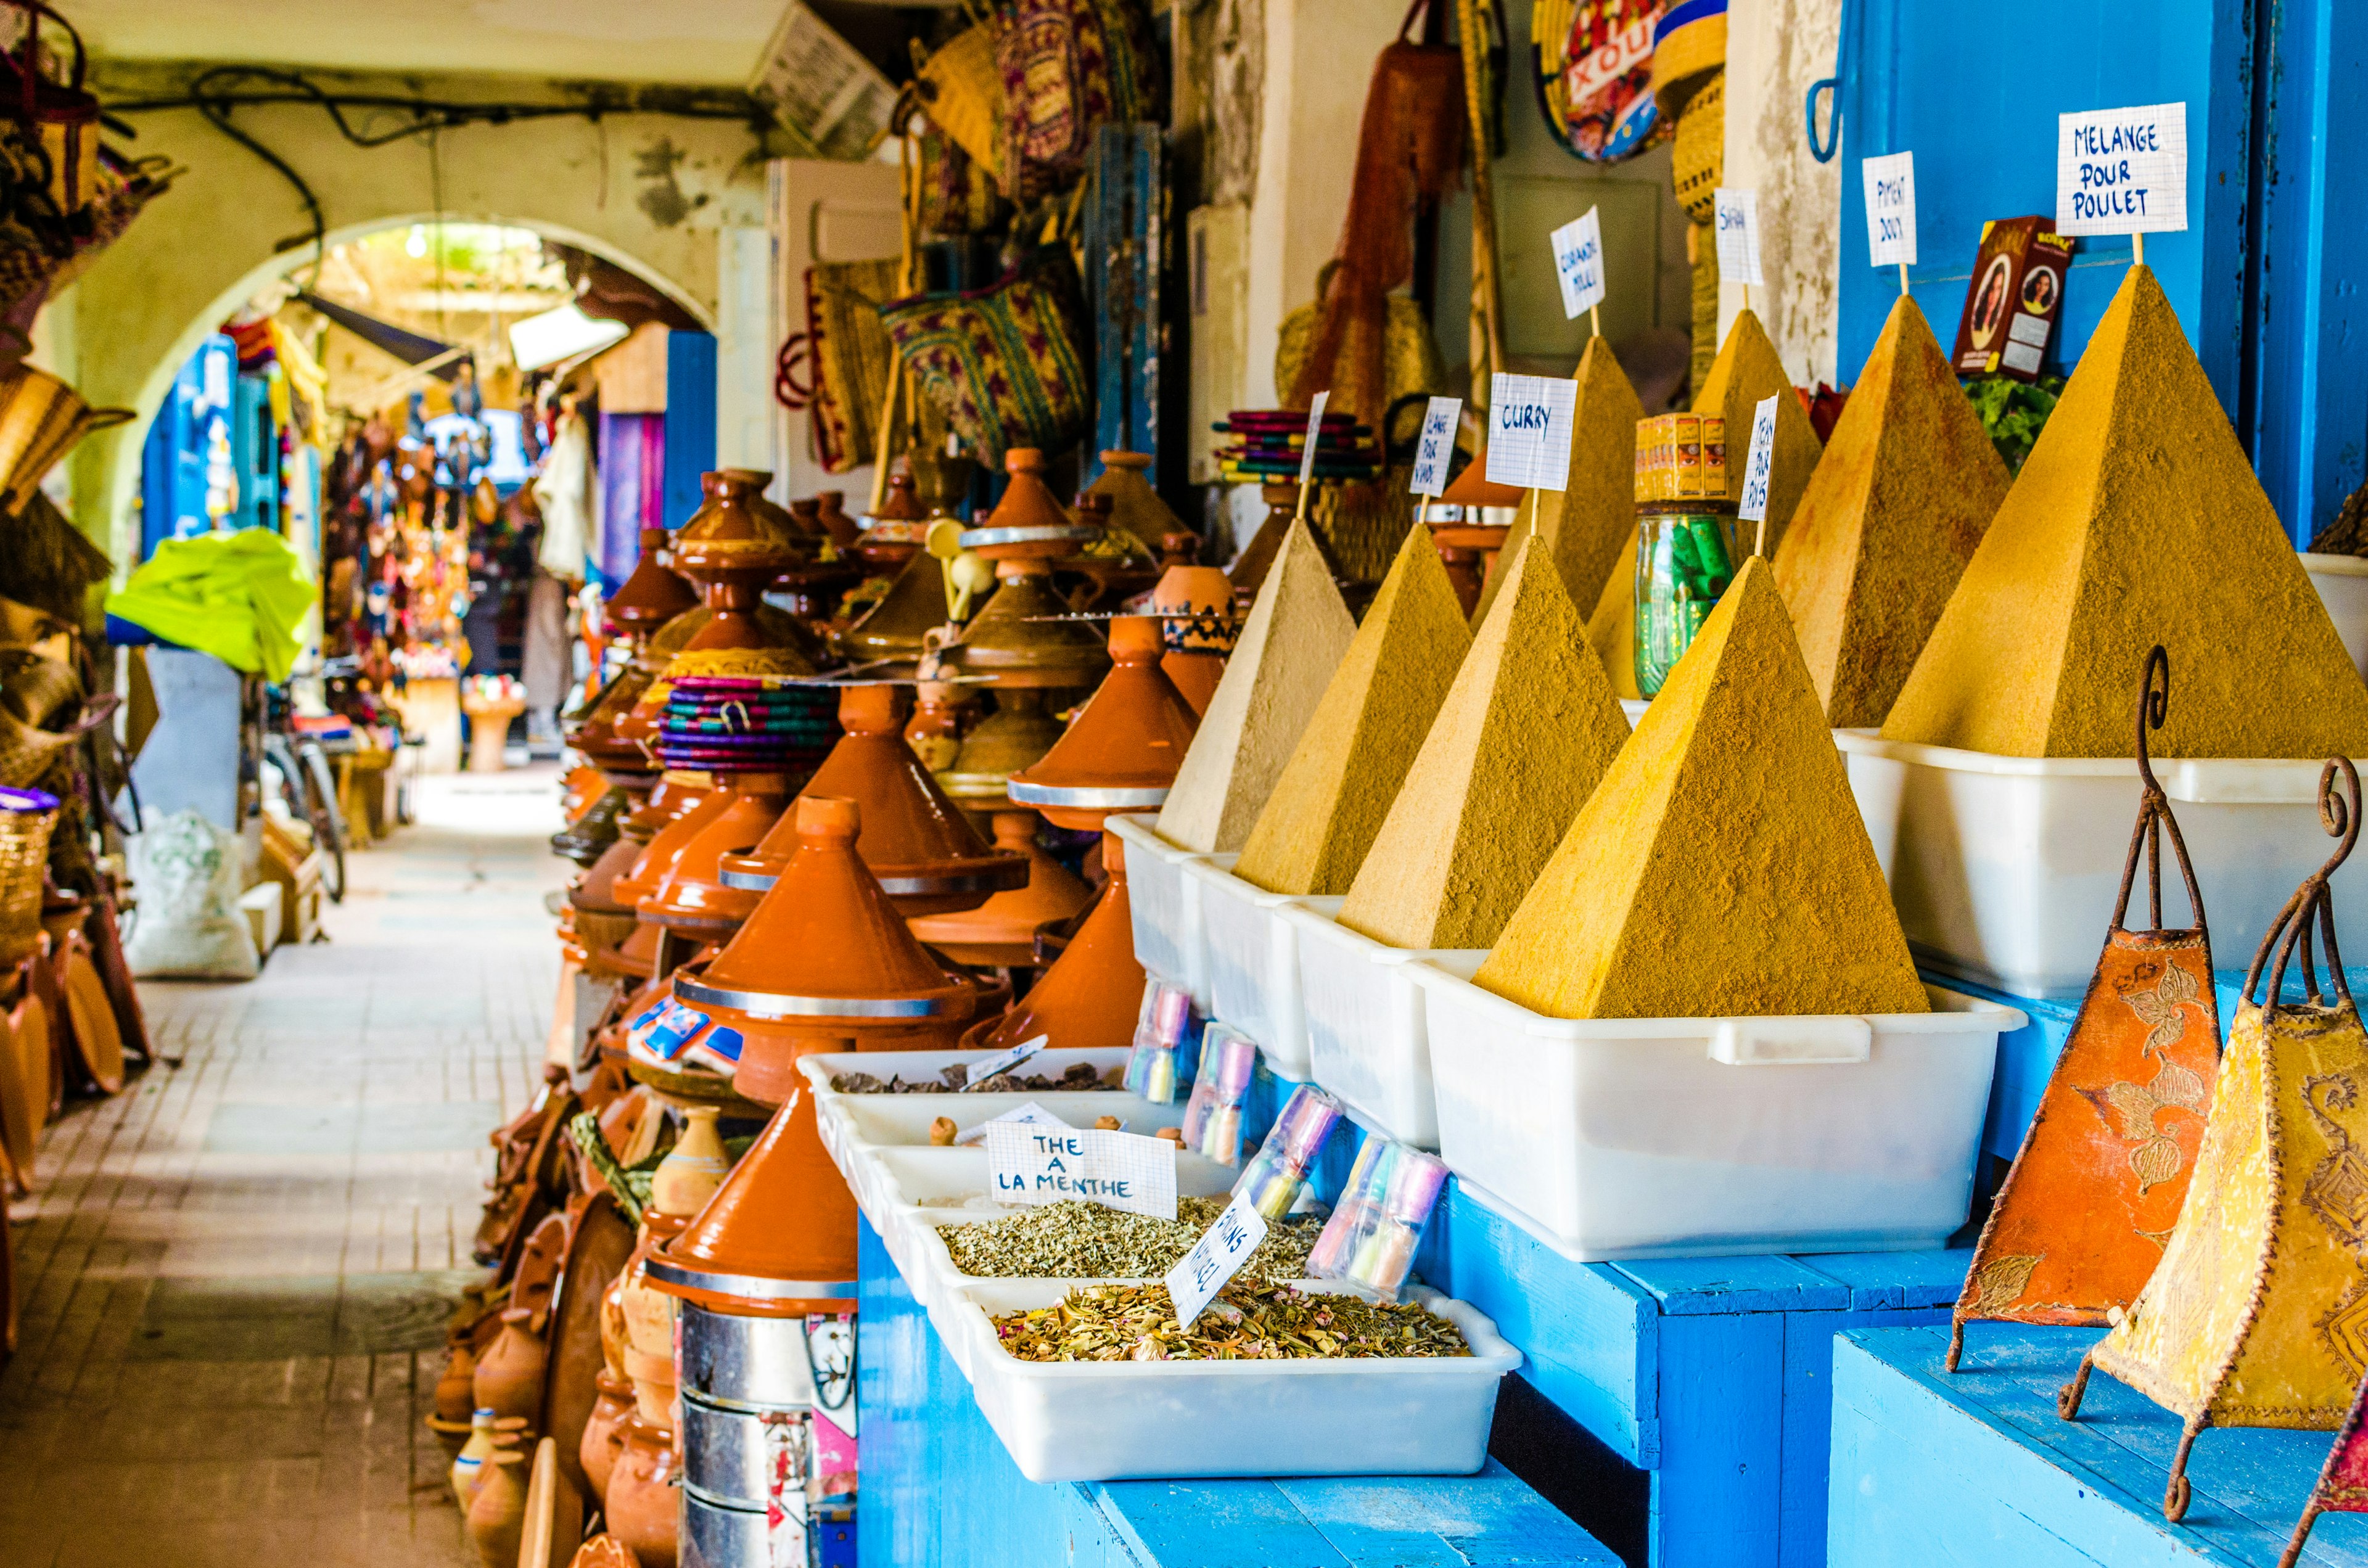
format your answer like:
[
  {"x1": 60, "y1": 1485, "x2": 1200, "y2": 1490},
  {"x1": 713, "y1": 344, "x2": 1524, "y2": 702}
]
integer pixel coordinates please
[
  {"x1": 1180, "y1": 1024, "x2": 1259, "y2": 1164},
  {"x1": 1233, "y1": 1083, "x2": 1344, "y2": 1220},
  {"x1": 1306, "y1": 1135, "x2": 1449, "y2": 1302},
  {"x1": 1124, "y1": 980, "x2": 1196, "y2": 1102}
]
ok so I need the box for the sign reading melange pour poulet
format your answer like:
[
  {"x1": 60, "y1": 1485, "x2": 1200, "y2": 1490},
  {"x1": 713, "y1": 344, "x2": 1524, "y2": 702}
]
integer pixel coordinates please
[
  {"x1": 1408, "y1": 396, "x2": 1463, "y2": 498},
  {"x1": 2055, "y1": 102, "x2": 2187, "y2": 236},
  {"x1": 985, "y1": 1120, "x2": 1178, "y2": 1220}
]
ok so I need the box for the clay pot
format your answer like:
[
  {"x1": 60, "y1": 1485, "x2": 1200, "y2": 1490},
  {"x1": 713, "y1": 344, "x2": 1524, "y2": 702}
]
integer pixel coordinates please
[
  {"x1": 903, "y1": 682, "x2": 970, "y2": 771},
  {"x1": 929, "y1": 451, "x2": 1111, "y2": 688},
  {"x1": 467, "y1": 1446, "x2": 530, "y2": 1568},
  {"x1": 1146, "y1": 565, "x2": 1238, "y2": 716},
  {"x1": 1007, "y1": 616, "x2": 1201, "y2": 831},
  {"x1": 934, "y1": 689, "x2": 1064, "y2": 804},
  {"x1": 579, "y1": 1370, "x2": 635, "y2": 1501},
  {"x1": 605, "y1": 528, "x2": 701, "y2": 635},
  {"x1": 610, "y1": 783, "x2": 728, "y2": 909},
  {"x1": 649, "y1": 1106, "x2": 731, "y2": 1219},
  {"x1": 673, "y1": 472, "x2": 800, "y2": 654},
  {"x1": 474, "y1": 1308, "x2": 548, "y2": 1425},
  {"x1": 966, "y1": 829, "x2": 1144, "y2": 1053},
  {"x1": 720, "y1": 686, "x2": 1022, "y2": 917},
  {"x1": 1086, "y1": 448, "x2": 1187, "y2": 559},
  {"x1": 636, "y1": 774, "x2": 791, "y2": 937},
  {"x1": 621, "y1": 1212, "x2": 692, "y2": 1366},
  {"x1": 843, "y1": 552, "x2": 953, "y2": 665},
  {"x1": 908, "y1": 810, "x2": 1093, "y2": 967},
  {"x1": 644, "y1": 1088, "x2": 861, "y2": 1320},
  {"x1": 815, "y1": 491, "x2": 859, "y2": 549},
  {"x1": 853, "y1": 470, "x2": 927, "y2": 569},
  {"x1": 451, "y1": 1408, "x2": 500, "y2": 1511},
  {"x1": 606, "y1": 1414, "x2": 681, "y2": 1568},
  {"x1": 437, "y1": 1338, "x2": 481, "y2": 1425}
]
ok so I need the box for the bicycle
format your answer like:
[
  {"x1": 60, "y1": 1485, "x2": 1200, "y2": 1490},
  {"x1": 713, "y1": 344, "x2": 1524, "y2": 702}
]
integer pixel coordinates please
[{"x1": 259, "y1": 687, "x2": 349, "y2": 904}]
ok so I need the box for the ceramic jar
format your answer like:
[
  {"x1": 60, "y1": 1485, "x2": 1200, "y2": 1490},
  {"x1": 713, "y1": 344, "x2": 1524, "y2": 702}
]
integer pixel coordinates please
[
  {"x1": 606, "y1": 1413, "x2": 682, "y2": 1568},
  {"x1": 648, "y1": 1107, "x2": 731, "y2": 1218},
  {"x1": 467, "y1": 1445, "x2": 530, "y2": 1568},
  {"x1": 580, "y1": 1369, "x2": 636, "y2": 1501},
  {"x1": 450, "y1": 1408, "x2": 500, "y2": 1511},
  {"x1": 437, "y1": 1339, "x2": 480, "y2": 1426},
  {"x1": 473, "y1": 1308, "x2": 548, "y2": 1426}
]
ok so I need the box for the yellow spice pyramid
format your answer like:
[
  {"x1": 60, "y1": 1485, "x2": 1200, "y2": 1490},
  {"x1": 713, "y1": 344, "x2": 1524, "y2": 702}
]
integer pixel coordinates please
[
  {"x1": 1585, "y1": 527, "x2": 1642, "y2": 700},
  {"x1": 1232, "y1": 527, "x2": 1472, "y2": 894},
  {"x1": 1471, "y1": 337, "x2": 1646, "y2": 628},
  {"x1": 1338, "y1": 536, "x2": 1631, "y2": 949},
  {"x1": 1157, "y1": 518, "x2": 1354, "y2": 852},
  {"x1": 1883, "y1": 265, "x2": 2368, "y2": 757},
  {"x1": 1696, "y1": 307, "x2": 1823, "y2": 554},
  {"x1": 1772, "y1": 295, "x2": 2008, "y2": 728},
  {"x1": 1476, "y1": 557, "x2": 1927, "y2": 1019}
]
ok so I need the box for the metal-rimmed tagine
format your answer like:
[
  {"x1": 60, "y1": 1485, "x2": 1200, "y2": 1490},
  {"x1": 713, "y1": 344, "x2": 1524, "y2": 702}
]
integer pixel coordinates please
[
  {"x1": 1145, "y1": 565, "x2": 1238, "y2": 716},
  {"x1": 635, "y1": 773, "x2": 795, "y2": 940},
  {"x1": 905, "y1": 807, "x2": 1093, "y2": 967},
  {"x1": 678, "y1": 795, "x2": 987, "y2": 1106},
  {"x1": 926, "y1": 449, "x2": 1111, "y2": 688}
]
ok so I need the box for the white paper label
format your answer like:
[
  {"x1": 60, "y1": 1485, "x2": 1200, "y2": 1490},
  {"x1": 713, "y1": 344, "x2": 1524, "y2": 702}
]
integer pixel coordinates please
[
  {"x1": 985, "y1": 1122, "x2": 1178, "y2": 1219},
  {"x1": 2056, "y1": 102, "x2": 2187, "y2": 236},
  {"x1": 1714, "y1": 188, "x2": 1764, "y2": 287},
  {"x1": 1737, "y1": 395, "x2": 1780, "y2": 527},
  {"x1": 1297, "y1": 390, "x2": 1330, "y2": 486},
  {"x1": 964, "y1": 1033, "x2": 1048, "y2": 1088},
  {"x1": 1408, "y1": 396, "x2": 1462, "y2": 498},
  {"x1": 1861, "y1": 150, "x2": 1917, "y2": 268},
  {"x1": 1550, "y1": 206, "x2": 1606, "y2": 320},
  {"x1": 1483, "y1": 373, "x2": 1579, "y2": 492},
  {"x1": 1163, "y1": 1188, "x2": 1268, "y2": 1329},
  {"x1": 953, "y1": 1101, "x2": 1069, "y2": 1147}
]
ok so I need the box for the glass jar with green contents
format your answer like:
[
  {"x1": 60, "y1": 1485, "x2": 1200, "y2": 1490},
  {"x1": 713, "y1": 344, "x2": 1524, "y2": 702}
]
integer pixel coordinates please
[{"x1": 1633, "y1": 504, "x2": 1739, "y2": 696}]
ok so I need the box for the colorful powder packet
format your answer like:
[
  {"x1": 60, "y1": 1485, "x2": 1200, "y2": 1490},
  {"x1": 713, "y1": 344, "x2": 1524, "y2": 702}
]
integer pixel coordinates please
[
  {"x1": 1124, "y1": 981, "x2": 1197, "y2": 1104},
  {"x1": 1180, "y1": 1025, "x2": 1259, "y2": 1165},
  {"x1": 1307, "y1": 1136, "x2": 1449, "y2": 1303},
  {"x1": 1233, "y1": 1083, "x2": 1344, "y2": 1220}
]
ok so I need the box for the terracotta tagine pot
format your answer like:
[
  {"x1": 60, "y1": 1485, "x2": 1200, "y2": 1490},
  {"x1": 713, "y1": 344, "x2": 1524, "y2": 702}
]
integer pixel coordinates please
[
  {"x1": 619, "y1": 770, "x2": 707, "y2": 842},
  {"x1": 719, "y1": 686, "x2": 1025, "y2": 918},
  {"x1": 646, "y1": 1087, "x2": 861, "y2": 1320},
  {"x1": 928, "y1": 450, "x2": 1111, "y2": 688},
  {"x1": 605, "y1": 1412, "x2": 681, "y2": 1568},
  {"x1": 1145, "y1": 565, "x2": 1238, "y2": 716},
  {"x1": 468, "y1": 1445, "x2": 531, "y2": 1568},
  {"x1": 636, "y1": 774, "x2": 792, "y2": 938},
  {"x1": 934, "y1": 689, "x2": 1064, "y2": 805},
  {"x1": 610, "y1": 779, "x2": 729, "y2": 909},
  {"x1": 473, "y1": 1308, "x2": 549, "y2": 1425},
  {"x1": 672, "y1": 472, "x2": 802, "y2": 655},
  {"x1": 682, "y1": 795, "x2": 985, "y2": 1106},
  {"x1": 1006, "y1": 615, "x2": 1199, "y2": 832},
  {"x1": 605, "y1": 527, "x2": 702, "y2": 636},
  {"x1": 853, "y1": 467, "x2": 929, "y2": 572},
  {"x1": 903, "y1": 681, "x2": 971, "y2": 771},
  {"x1": 1063, "y1": 490, "x2": 1162, "y2": 609},
  {"x1": 1085, "y1": 448, "x2": 1186, "y2": 560},
  {"x1": 907, "y1": 808, "x2": 1094, "y2": 967},
  {"x1": 578, "y1": 1370, "x2": 634, "y2": 1501},
  {"x1": 1428, "y1": 461, "x2": 1526, "y2": 618},
  {"x1": 1230, "y1": 483, "x2": 1344, "y2": 607},
  {"x1": 842, "y1": 551, "x2": 954, "y2": 666},
  {"x1": 964, "y1": 828, "x2": 1145, "y2": 1052},
  {"x1": 553, "y1": 786, "x2": 633, "y2": 868}
]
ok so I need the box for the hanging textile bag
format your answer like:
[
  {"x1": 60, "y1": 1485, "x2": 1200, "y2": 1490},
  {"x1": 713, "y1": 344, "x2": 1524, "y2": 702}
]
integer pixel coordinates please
[
  {"x1": 779, "y1": 258, "x2": 901, "y2": 475},
  {"x1": 878, "y1": 247, "x2": 1090, "y2": 463},
  {"x1": 994, "y1": 0, "x2": 1161, "y2": 202},
  {"x1": 915, "y1": 19, "x2": 1008, "y2": 175},
  {"x1": 0, "y1": 2, "x2": 97, "y2": 215}
]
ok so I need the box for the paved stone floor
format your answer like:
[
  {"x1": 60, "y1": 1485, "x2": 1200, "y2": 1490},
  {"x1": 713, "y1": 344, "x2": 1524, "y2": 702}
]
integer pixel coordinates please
[{"x1": 0, "y1": 768, "x2": 569, "y2": 1568}]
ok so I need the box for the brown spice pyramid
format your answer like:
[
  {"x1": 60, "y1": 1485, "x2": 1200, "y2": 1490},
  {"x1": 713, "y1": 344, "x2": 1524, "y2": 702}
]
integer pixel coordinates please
[
  {"x1": 1338, "y1": 535, "x2": 1630, "y2": 948},
  {"x1": 1231, "y1": 528, "x2": 1472, "y2": 894},
  {"x1": 1156, "y1": 519, "x2": 1355, "y2": 852},
  {"x1": 1476, "y1": 558, "x2": 1927, "y2": 1019},
  {"x1": 1696, "y1": 307, "x2": 1823, "y2": 552},
  {"x1": 1471, "y1": 337, "x2": 1646, "y2": 628},
  {"x1": 1883, "y1": 265, "x2": 2368, "y2": 757},
  {"x1": 1772, "y1": 295, "x2": 2008, "y2": 728}
]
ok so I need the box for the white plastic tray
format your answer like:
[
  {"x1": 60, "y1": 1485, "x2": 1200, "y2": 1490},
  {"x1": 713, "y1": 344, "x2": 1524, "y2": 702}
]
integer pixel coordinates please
[
  {"x1": 1410, "y1": 965, "x2": 2022, "y2": 1260},
  {"x1": 2306, "y1": 552, "x2": 2368, "y2": 683},
  {"x1": 947, "y1": 1278, "x2": 1520, "y2": 1482},
  {"x1": 1108, "y1": 814, "x2": 1214, "y2": 1008},
  {"x1": 1185, "y1": 857, "x2": 1344, "y2": 1076},
  {"x1": 1285, "y1": 905, "x2": 1484, "y2": 1149},
  {"x1": 1836, "y1": 731, "x2": 2368, "y2": 996}
]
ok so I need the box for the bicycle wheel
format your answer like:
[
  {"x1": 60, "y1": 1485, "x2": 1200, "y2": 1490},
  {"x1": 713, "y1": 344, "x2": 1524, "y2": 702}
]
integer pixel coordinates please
[{"x1": 295, "y1": 742, "x2": 347, "y2": 904}]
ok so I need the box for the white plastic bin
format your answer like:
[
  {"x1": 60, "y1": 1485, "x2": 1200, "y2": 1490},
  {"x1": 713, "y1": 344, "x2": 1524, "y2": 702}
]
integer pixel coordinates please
[
  {"x1": 948, "y1": 1279, "x2": 1520, "y2": 1481},
  {"x1": 1286, "y1": 905, "x2": 1484, "y2": 1148},
  {"x1": 1410, "y1": 964, "x2": 2022, "y2": 1260},
  {"x1": 2306, "y1": 552, "x2": 2368, "y2": 683},
  {"x1": 1107, "y1": 815, "x2": 1214, "y2": 1008},
  {"x1": 1836, "y1": 731, "x2": 2368, "y2": 996},
  {"x1": 1185, "y1": 858, "x2": 1343, "y2": 1075}
]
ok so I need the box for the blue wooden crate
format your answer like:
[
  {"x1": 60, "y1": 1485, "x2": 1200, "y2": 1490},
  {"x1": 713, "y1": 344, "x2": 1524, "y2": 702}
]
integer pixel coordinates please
[
  {"x1": 853, "y1": 1217, "x2": 1619, "y2": 1568},
  {"x1": 1831, "y1": 1323, "x2": 2368, "y2": 1566}
]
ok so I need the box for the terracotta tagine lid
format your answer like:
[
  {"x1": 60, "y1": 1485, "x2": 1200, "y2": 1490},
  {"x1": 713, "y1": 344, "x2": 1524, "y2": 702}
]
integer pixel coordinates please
[
  {"x1": 619, "y1": 772, "x2": 706, "y2": 842},
  {"x1": 552, "y1": 785, "x2": 631, "y2": 868},
  {"x1": 610, "y1": 778, "x2": 728, "y2": 909},
  {"x1": 1145, "y1": 565, "x2": 1238, "y2": 716},
  {"x1": 719, "y1": 686, "x2": 1025, "y2": 916},
  {"x1": 934, "y1": 689, "x2": 1064, "y2": 805},
  {"x1": 929, "y1": 450, "x2": 1111, "y2": 688},
  {"x1": 1063, "y1": 490, "x2": 1161, "y2": 610},
  {"x1": 671, "y1": 472, "x2": 802, "y2": 655},
  {"x1": 1087, "y1": 448, "x2": 1186, "y2": 559},
  {"x1": 725, "y1": 469, "x2": 815, "y2": 552},
  {"x1": 679, "y1": 796, "x2": 983, "y2": 1104},
  {"x1": 908, "y1": 808, "x2": 1094, "y2": 967},
  {"x1": 842, "y1": 551, "x2": 953, "y2": 665},
  {"x1": 637, "y1": 773, "x2": 791, "y2": 936},
  {"x1": 855, "y1": 468, "x2": 929, "y2": 571},
  {"x1": 645, "y1": 1088, "x2": 861, "y2": 1317},
  {"x1": 605, "y1": 528, "x2": 701, "y2": 635},
  {"x1": 964, "y1": 829, "x2": 1144, "y2": 1051},
  {"x1": 1006, "y1": 615, "x2": 1199, "y2": 831}
]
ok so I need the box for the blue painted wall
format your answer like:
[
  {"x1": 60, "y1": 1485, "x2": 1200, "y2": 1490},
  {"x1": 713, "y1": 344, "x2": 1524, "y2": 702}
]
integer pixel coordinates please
[{"x1": 660, "y1": 328, "x2": 718, "y2": 530}]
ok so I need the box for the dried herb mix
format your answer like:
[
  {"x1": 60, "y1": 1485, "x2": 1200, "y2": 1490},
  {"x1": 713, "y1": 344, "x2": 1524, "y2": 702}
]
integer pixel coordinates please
[
  {"x1": 990, "y1": 1280, "x2": 1471, "y2": 1361},
  {"x1": 940, "y1": 1197, "x2": 1320, "y2": 1280},
  {"x1": 829, "y1": 1061, "x2": 1117, "y2": 1093}
]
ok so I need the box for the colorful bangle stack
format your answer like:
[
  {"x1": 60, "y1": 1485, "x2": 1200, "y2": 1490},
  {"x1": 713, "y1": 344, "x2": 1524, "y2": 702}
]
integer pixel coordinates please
[{"x1": 654, "y1": 676, "x2": 842, "y2": 781}]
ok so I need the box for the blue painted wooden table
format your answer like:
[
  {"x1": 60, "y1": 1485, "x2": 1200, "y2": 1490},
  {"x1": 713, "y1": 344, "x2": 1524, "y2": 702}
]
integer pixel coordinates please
[
  {"x1": 853, "y1": 1218, "x2": 1620, "y2": 1568},
  {"x1": 1830, "y1": 1323, "x2": 2368, "y2": 1566}
]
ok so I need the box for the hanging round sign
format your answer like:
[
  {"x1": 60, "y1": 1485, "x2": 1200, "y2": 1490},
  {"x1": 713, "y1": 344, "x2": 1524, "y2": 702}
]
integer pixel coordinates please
[{"x1": 1532, "y1": 0, "x2": 1667, "y2": 163}]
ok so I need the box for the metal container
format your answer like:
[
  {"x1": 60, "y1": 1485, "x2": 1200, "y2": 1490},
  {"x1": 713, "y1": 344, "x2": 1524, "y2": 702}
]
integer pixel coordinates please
[
  {"x1": 681, "y1": 1390, "x2": 783, "y2": 1510},
  {"x1": 683, "y1": 1482, "x2": 783, "y2": 1568},
  {"x1": 679, "y1": 1303, "x2": 817, "y2": 1410}
]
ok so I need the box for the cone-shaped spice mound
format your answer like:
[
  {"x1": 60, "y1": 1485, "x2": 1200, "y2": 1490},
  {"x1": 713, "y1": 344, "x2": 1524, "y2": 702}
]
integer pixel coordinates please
[
  {"x1": 1585, "y1": 528, "x2": 1642, "y2": 700},
  {"x1": 1773, "y1": 295, "x2": 2008, "y2": 728},
  {"x1": 1883, "y1": 265, "x2": 2368, "y2": 757},
  {"x1": 1695, "y1": 308, "x2": 1823, "y2": 551},
  {"x1": 1232, "y1": 528, "x2": 1471, "y2": 894},
  {"x1": 1338, "y1": 536, "x2": 1630, "y2": 948},
  {"x1": 1475, "y1": 559, "x2": 1926, "y2": 1019},
  {"x1": 1534, "y1": 336, "x2": 1650, "y2": 616},
  {"x1": 1156, "y1": 519, "x2": 1354, "y2": 852}
]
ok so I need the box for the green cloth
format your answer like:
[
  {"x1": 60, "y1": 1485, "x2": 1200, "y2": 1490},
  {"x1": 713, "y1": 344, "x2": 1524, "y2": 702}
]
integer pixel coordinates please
[{"x1": 106, "y1": 529, "x2": 314, "y2": 681}]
